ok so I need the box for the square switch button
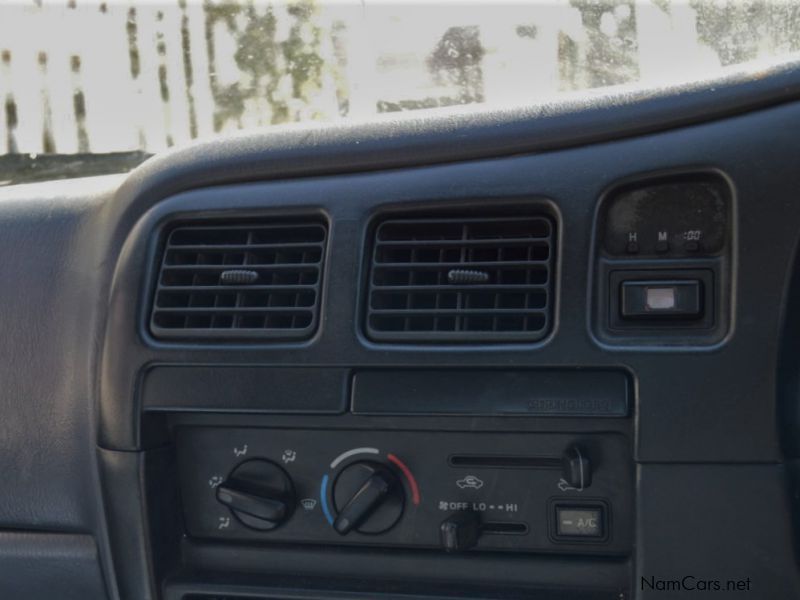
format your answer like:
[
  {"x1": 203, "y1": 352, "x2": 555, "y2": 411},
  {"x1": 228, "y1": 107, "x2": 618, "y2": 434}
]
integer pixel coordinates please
[
  {"x1": 555, "y1": 505, "x2": 605, "y2": 538},
  {"x1": 621, "y1": 280, "x2": 702, "y2": 319}
]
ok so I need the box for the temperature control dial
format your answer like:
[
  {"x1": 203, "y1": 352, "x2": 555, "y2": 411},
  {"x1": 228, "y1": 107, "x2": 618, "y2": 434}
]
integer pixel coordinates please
[
  {"x1": 216, "y1": 459, "x2": 295, "y2": 531},
  {"x1": 332, "y1": 461, "x2": 404, "y2": 535}
]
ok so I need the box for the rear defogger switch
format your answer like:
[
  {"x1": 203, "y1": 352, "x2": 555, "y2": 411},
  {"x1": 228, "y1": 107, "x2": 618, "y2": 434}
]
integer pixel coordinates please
[
  {"x1": 609, "y1": 270, "x2": 714, "y2": 331},
  {"x1": 620, "y1": 280, "x2": 702, "y2": 320},
  {"x1": 176, "y1": 428, "x2": 633, "y2": 556}
]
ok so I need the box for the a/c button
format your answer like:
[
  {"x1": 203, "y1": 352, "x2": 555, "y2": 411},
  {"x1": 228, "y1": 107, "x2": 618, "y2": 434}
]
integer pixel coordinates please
[{"x1": 555, "y1": 505, "x2": 604, "y2": 538}]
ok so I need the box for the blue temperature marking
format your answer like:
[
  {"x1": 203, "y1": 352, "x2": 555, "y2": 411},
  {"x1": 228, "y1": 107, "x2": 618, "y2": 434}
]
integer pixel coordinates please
[{"x1": 320, "y1": 474, "x2": 333, "y2": 525}]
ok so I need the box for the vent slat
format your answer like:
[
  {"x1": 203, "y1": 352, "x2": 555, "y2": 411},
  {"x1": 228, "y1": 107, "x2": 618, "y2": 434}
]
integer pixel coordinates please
[
  {"x1": 372, "y1": 284, "x2": 547, "y2": 292},
  {"x1": 366, "y1": 214, "x2": 554, "y2": 343},
  {"x1": 150, "y1": 221, "x2": 326, "y2": 340},
  {"x1": 371, "y1": 308, "x2": 547, "y2": 316},
  {"x1": 156, "y1": 307, "x2": 314, "y2": 314},
  {"x1": 165, "y1": 242, "x2": 324, "y2": 250},
  {"x1": 375, "y1": 238, "x2": 549, "y2": 248},
  {"x1": 158, "y1": 284, "x2": 319, "y2": 292},
  {"x1": 374, "y1": 260, "x2": 549, "y2": 268},
  {"x1": 161, "y1": 263, "x2": 321, "y2": 271}
]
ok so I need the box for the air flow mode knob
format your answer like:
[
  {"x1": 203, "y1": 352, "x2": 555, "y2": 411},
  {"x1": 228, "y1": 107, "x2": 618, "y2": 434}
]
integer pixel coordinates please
[{"x1": 216, "y1": 459, "x2": 296, "y2": 531}]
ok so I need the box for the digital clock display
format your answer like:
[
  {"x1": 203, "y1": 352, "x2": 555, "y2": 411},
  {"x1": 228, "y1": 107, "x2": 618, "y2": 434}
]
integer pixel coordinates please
[{"x1": 601, "y1": 177, "x2": 729, "y2": 257}]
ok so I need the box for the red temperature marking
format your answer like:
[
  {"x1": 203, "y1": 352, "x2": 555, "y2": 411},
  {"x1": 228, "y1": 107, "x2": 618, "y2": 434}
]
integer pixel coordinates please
[{"x1": 387, "y1": 453, "x2": 420, "y2": 506}]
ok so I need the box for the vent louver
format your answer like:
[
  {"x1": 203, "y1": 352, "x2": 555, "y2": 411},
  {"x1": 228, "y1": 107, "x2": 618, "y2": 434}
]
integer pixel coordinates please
[
  {"x1": 366, "y1": 215, "x2": 554, "y2": 342},
  {"x1": 150, "y1": 221, "x2": 327, "y2": 340}
]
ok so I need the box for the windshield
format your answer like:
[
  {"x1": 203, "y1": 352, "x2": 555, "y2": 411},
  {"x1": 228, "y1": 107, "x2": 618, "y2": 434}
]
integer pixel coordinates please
[{"x1": 1, "y1": 0, "x2": 799, "y2": 184}]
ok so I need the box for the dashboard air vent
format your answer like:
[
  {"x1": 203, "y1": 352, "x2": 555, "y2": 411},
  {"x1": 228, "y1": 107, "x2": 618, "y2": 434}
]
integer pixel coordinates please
[
  {"x1": 366, "y1": 215, "x2": 554, "y2": 342},
  {"x1": 151, "y1": 221, "x2": 327, "y2": 340}
]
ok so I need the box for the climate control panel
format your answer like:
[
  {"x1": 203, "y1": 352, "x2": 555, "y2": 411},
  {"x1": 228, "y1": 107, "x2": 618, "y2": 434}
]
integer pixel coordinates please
[{"x1": 177, "y1": 427, "x2": 632, "y2": 555}]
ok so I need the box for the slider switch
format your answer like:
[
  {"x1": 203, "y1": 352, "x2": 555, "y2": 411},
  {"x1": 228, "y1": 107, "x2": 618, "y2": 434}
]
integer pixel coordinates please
[
  {"x1": 562, "y1": 445, "x2": 592, "y2": 490},
  {"x1": 440, "y1": 511, "x2": 482, "y2": 552}
]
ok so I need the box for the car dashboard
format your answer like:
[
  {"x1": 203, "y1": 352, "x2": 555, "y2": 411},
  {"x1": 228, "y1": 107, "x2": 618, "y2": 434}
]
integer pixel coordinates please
[{"x1": 0, "y1": 60, "x2": 799, "y2": 600}]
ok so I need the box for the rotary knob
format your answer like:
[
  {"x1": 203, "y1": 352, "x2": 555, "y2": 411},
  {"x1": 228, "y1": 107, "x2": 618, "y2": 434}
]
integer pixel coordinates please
[
  {"x1": 331, "y1": 461, "x2": 405, "y2": 535},
  {"x1": 216, "y1": 459, "x2": 295, "y2": 531}
]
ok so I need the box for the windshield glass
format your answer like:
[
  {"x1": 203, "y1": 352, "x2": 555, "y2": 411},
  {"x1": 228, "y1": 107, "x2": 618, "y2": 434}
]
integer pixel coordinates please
[{"x1": 1, "y1": 0, "x2": 799, "y2": 183}]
